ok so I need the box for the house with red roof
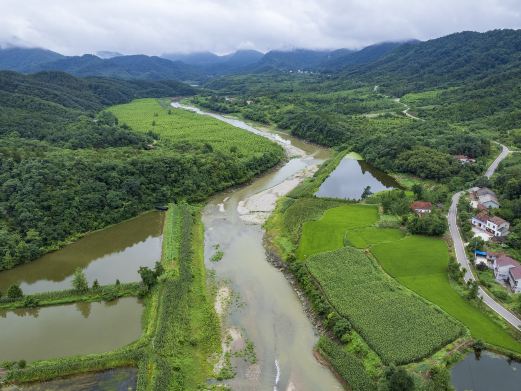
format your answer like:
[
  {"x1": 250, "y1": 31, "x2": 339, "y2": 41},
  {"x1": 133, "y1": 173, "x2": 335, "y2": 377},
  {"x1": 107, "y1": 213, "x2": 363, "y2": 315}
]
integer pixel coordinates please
[{"x1": 410, "y1": 201, "x2": 432, "y2": 215}]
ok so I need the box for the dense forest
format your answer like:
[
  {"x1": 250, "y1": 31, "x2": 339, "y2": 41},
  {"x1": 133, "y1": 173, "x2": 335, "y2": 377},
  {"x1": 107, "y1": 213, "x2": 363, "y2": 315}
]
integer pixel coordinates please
[{"x1": 0, "y1": 72, "x2": 283, "y2": 271}]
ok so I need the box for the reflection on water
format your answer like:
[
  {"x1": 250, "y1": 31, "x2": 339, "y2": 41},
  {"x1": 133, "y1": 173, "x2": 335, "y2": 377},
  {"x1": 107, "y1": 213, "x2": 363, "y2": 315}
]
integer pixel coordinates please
[
  {"x1": 0, "y1": 211, "x2": 164, "y2": 294},
  {"x1": 316, "y1": 156, "x2": 400, "y2": 200},
  {"x1": 0, "y1": 297, "x2": 143, "y2": 362},
  {"x1": 12, "y1": 367, "x2": 137, "y2": 391},
  {"x1": 451, "y1": 351, "x2": 521, "y2": 391}
]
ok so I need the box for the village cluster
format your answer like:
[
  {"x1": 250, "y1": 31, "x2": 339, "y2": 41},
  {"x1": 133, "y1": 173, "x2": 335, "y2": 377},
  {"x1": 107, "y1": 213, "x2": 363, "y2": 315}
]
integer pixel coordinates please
[{"x1": 411, "y1": 187, "x2": 519, "y2": 293}]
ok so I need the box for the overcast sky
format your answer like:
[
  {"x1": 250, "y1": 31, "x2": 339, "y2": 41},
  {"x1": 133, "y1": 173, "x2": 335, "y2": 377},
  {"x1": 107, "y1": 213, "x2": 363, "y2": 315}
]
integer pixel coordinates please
[{"x1": 1, "y1": 0, "x2": 520, "y2": 55}]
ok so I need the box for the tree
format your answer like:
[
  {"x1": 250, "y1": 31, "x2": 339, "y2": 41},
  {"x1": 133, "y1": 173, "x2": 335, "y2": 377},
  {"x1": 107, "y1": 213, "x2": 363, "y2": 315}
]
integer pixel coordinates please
[
  {"x1": 72, "y1": 268, "x2": 89, "y2": 292},
  {"x1": 154, "y1": 261, "x2": 165, "y2": 277},
  {"x1": 426, "y1": 366, "x2": 452, "y2": 391},
  {"x1": 411, "y1": 183, "x2": 424, "y2": 200},
  {"x1": 7, "y1": 284, "x2": 23, "y2": 299},
  {"x1": 92, "y1": 279, "x2": 100, "y2": 290},
  {"x1": 468, "y1": 237, "x2": 485, "y2": 254},
  {"x1": 384, "y1": 366, "x2": 414, "y2": 391},
  {"x1": 139, "y1": 266, "x2": 158, "y2": 290},
  {"x1": 467, "y1": 280, "x2": 479, "y2": 301},
  {"x1": 361, "y1": 186, "x2": 373, "y2": 199},
  {"x1": 406, "y1": 212, "x2": 447, "y2": 236}
]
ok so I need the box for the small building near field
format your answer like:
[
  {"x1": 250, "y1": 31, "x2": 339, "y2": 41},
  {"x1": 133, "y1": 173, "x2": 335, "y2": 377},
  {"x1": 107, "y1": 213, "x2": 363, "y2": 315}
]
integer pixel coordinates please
[
  {"x1": 454, "y1": 155, "x2": 476, "y2": 164},
  {"x1": 471, "y1": 211, "x2": 510, "y2": 237},
  {"x1": 411, "y1": 201, "x2": 432, "y2": 215}
]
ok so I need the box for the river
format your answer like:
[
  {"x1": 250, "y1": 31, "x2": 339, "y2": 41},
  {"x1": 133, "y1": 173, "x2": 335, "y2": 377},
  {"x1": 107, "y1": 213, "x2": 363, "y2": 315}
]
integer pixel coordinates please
[{"x1": 172, "y1": 102, "x2": 343, "y2": 390}]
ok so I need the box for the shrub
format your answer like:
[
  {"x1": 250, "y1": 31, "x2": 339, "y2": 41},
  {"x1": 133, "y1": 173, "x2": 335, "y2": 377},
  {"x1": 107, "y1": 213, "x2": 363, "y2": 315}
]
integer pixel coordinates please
[{"x1": 7, "y1": 284, "x2": 23, "y2": 299}]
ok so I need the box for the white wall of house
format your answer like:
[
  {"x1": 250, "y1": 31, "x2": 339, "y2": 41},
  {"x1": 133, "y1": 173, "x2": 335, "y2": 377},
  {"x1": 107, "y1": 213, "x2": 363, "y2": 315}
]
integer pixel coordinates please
[{"x1": 494, "y1": 264, "x2": 514, "y2": 281}]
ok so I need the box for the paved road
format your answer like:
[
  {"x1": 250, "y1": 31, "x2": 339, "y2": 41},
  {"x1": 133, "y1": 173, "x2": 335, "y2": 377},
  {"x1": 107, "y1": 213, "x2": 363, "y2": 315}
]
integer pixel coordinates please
[
  {"x1": 448, "y1": 144, "x2": 521, "y2": 329},
  {"x1": 485, "y1": 143, "x2": 510, "y2": 178}
]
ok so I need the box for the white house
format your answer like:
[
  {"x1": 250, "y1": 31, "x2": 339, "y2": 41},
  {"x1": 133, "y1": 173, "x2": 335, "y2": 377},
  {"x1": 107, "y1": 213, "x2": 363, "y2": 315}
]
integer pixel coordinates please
[{"x1": 471, "y1": 212, "x2": 510, "y2": 237}]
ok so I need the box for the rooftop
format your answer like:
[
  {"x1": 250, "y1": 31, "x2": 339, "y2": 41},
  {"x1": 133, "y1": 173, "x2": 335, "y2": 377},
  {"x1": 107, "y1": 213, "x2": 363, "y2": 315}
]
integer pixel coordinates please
[
  {"x1": 411, "y1": 201, "x2": 432, "y2": 210},
  {"x1": 510, "y1": 267, "x2": 521, "y2": 280},
  {"x1": 490, "y1": 216, "x2": 508, "y2": 226},
  {"x1": 496, "y1": 255, "x2": 520, "y2": 268}
]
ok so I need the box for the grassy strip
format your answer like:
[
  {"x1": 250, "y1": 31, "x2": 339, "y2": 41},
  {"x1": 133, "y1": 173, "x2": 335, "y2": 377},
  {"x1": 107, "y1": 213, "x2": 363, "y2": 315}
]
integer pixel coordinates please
[
  {"x1": 0, "y1": 283, "x2": 141, "y2": 310},
  {"x1": 145, "y1": 203, "x2": 220, "y2": 390},
  {"x1": 286, "y1": 150, "x2": 347, "y2": 198}
]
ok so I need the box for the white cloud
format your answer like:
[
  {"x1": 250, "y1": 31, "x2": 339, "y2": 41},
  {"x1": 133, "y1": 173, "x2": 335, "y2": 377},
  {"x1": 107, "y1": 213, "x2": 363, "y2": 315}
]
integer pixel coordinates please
[{"x1": 0, "y1": 0, "x2": 520, "y2": 55}]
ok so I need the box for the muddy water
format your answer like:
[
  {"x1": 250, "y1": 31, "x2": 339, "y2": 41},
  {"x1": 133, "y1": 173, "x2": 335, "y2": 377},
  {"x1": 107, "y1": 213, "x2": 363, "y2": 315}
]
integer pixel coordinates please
[
  {"x1": 176, "y1": 103, "x2": 342, "y2": 390},
  {"x1": 0, "y1": 212, "x2": 163, "y2": 294},
  {"x1": 0, "y1": 297, "x2": 143, "y2": 362}
]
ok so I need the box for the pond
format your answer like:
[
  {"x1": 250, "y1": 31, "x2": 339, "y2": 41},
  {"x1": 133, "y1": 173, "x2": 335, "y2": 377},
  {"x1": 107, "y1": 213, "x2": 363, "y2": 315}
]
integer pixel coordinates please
[
  {"x1": 451, "y1": 351, "x2": 521, "y2": 391},
  {"x1": 0, "y1": 297, "x2": 143, "y2": 362},
  {"x1": 0, "y1": 211, "x2": 164, "y2": 294},
  {"x1": 316, "y1": 154, "x2": 401, "y2": 200},
  {"x1": 9, "y1": 367, "x2": 137, "y2": 391}
]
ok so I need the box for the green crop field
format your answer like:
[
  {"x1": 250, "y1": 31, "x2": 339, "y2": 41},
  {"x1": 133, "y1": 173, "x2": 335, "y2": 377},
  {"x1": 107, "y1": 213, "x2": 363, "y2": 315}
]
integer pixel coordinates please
[
  {"x1": 296, "y1": 204, "x2": 378, "y2": 259},
  {"x1": 306, "y1": 247, "x2": 463, "y2": 364},
  {"x1": 345, "y1": 227, "x2": 404, "y2": 248},
  {"x1": 372, "y1": 236, "x2": 521, "y2": 354},
  {"x1": 109, "y1": 98, "x2": 282, "y2": 158}
]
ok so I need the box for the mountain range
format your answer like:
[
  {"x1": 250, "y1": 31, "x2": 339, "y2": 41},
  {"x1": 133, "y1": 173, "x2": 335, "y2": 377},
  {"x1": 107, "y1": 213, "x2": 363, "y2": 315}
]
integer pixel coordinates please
[{"x1": 1, "y1": 29, "x2": 520, "y2": 88}]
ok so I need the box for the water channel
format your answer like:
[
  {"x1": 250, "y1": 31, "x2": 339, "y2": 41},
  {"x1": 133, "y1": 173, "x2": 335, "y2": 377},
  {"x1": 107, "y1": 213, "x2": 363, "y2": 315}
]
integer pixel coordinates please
[{"x1": 0, "y1": 211, "x2": 163, "y2": 294}]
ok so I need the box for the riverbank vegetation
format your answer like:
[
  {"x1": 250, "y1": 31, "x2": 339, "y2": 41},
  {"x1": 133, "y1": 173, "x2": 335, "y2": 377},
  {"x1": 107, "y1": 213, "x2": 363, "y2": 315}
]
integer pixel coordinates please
[
  {"x1": 0, "y1": 74, "x2": 283, "y2": 271},
  {"x1": 2, "y1": 204, "x2": 221, "y2": 391},
  {"x1": 265, "y1": 152, "x2": 521, "y2": 390}
]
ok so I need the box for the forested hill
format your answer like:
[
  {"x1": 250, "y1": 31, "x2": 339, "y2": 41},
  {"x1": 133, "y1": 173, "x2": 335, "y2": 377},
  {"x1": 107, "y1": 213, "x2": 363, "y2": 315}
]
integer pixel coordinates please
[
  {"x1": 0, "y1": 71, "x2": 283, "y2": 271},
  {"x1": 344, "y1": 29, "x2": 521, "y2": 94},
  {"x1": 0, "y1": 71, "x2": 195, "y2": 146}
]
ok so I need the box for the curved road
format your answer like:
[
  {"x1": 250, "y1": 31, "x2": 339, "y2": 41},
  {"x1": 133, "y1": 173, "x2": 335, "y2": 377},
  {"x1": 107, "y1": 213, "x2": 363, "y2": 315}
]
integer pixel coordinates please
[{"x1": 448, "y1": 144, "x2": 521, "y2": 329}]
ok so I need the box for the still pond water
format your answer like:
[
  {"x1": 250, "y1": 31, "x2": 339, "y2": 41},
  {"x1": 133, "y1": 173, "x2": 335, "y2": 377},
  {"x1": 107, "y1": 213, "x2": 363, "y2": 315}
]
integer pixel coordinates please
[
  {"x1": 0, "y1": 211, "x2": 164, "y2": 294},
  {"x1": 0, "y1": 297, "x2": 143, "y2": 362},
  {"x1": 316, "y1": 154, "x2": 400, "y2": 200},
  {"x1": 10, "y1": 367, "x2": 137, "y2": 391},
  {"x1": 451, "y1": 351, "x2": 521, "y2": 391}
]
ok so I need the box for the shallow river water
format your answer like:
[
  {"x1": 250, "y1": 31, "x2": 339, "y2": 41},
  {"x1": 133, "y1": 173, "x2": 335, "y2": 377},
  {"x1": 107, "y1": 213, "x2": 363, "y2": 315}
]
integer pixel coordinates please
[{"x1": 172, "y1": 103, "x2": 342, "y2": 390}]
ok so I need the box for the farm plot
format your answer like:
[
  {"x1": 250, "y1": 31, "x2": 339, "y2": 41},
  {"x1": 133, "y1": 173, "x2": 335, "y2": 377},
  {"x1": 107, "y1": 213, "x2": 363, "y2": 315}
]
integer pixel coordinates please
[
  {"x1": 296, "y1": 204, "x2": 378, "y2": 259},
  {"x1": 109, "y1": 98, "x2": 282, "y2": 158},
  {"x1": 372, "y1": 236, "x2": 521, "y2": 354},
  {"x1": 345, "y1": 227, "x2": 404, "y2": 248},
  {"x1": 306, "y1": 247, "x2": 463, "y2": 364}
]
